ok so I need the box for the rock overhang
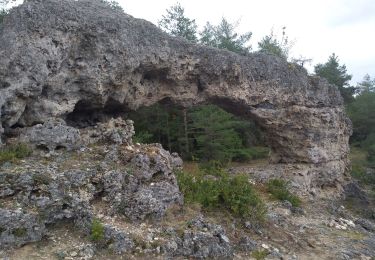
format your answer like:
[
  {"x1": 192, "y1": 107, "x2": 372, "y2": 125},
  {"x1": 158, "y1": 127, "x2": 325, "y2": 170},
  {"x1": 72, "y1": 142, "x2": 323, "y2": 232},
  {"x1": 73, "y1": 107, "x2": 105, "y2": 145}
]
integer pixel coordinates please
[{"x1": 0, "y1": 0, "x2": 352, "y2": 191}]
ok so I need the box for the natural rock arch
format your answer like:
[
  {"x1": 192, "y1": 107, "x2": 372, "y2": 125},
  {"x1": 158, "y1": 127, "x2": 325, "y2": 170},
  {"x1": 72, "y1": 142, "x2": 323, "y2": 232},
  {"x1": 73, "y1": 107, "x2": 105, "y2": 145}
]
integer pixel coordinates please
[{"x1": 0, "y1": 0, "x2": 351, "y2": 192}]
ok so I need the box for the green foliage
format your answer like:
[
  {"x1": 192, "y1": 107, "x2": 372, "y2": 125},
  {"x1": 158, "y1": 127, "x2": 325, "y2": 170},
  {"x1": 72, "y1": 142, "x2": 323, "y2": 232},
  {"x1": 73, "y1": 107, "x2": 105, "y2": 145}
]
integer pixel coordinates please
[
  {"x1": 258, "y1": 27, "x2": 292, "y2": 60},
  {"x1": 350, "y1": 147, "x2": 375, "y2": 186},
  {"x1": 0, "y1": 8, "x2": 7, "y2": 24},
  {"x1": 129, "y1": 104, "x2": 268, "y2": 162},
  {"x1": 176, "y1": 169, "x2": 266, "y2": 222},
  {"x1": 100, "y1": 0, "x2": 123, "y2": 12},
  {"x1": 347, "y1": 91, "x2": 375, "y2": 166},
  {"x1": 130, "y1": 103, "x2": 188, "y2": 156},
  {"x1": 90, "y1": 218, "x2": 105, "y2": 242},
  {"x1": 267, "y1": 179, "x2": 301, "y2": 207},
  {"x1": 200, "y1": 18, "x2": 252, "y2": 55},
  {"x1": 158, "y1": 2, "x2": 198, "y2": 42},
  {"x1": 0, "y1": 143, "x2": 32, "y2": 164},
  {"x1": 314, "y1": 53, "x2": 354, "y2": 103},
  {"x1": 368, "y1": 144, "x2": 375, "y2": 167},
  {"x1": 189, "y1": 105, "x2": 250, "y2": 162},
  {"x1": 251, "y1": 249, "x2": 269, "y2": 260},
  {"x1": 232, "y1": 146, "x2": 270, "y2": 162},
  {"x1": 356, "y1": 74, "x2": 375, "y2": 95},
  {"x1": 132, "y1": 130, "x2": 153, "y2": 144}
]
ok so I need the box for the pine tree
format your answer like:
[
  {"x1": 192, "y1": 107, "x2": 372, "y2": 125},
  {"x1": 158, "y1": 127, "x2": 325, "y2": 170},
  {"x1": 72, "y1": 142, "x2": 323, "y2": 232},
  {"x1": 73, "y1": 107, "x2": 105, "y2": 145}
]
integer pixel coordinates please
[
  {"x1": 158, "y1": 3, "x2": 198, "y2": 43},
  {"x1": 188, "y1": 105, "x2": 244, "y2": 162},
  {"x1": 200, "y1": 18, "x2": 252, "y2": 55},
  {"x1": 314, "y1": 53, "x2": 354, "y2": 103},
  {"x1": 258, "y1": 27, "x2": 292, "y2": 60},
  {"x1": 356, "y1": 74, "x2": 375, "y2": 94}
]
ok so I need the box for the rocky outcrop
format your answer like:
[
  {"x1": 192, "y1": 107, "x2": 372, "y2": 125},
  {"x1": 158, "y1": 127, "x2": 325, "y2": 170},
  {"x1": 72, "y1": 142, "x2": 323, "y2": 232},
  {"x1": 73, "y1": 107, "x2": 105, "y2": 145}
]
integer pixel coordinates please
[
  {"x1": 0, "y1": 1, "x2": 350, "y2": 188},
  {"x1": 0, "y1": 209, "x2": 46, "y2": 248},
  {"x1": 162, "y1": 215, "x2": 233, "y2": 258},
  {"x1": 0, "y1": 119, "x2": 183, "y2": 249},
  {"x1": 19, "y1": 118, "x2": 81, "y2": 151}
]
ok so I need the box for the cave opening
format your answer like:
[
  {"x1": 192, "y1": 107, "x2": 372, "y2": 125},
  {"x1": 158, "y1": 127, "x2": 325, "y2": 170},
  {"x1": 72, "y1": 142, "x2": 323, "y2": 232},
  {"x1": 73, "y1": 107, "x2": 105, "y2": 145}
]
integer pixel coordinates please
[
  {"x1": 65, "y1": 98, "x2": 130, "y2": 128},
  {"x1": 64, "y1": 96, "x2": 271, "y2": 167}
]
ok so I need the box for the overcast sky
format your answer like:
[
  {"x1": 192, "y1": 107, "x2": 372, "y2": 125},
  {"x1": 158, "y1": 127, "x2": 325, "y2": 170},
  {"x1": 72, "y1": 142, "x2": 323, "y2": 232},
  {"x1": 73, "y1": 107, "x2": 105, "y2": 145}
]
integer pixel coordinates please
[{"x1": 120, "y1": 0, "x2": 375, "y2": 84}]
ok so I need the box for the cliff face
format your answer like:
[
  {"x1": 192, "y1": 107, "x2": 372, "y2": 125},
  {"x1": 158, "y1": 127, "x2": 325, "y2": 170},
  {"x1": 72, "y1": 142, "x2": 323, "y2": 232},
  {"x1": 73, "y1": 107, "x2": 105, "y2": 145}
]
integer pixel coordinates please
[{"x1": 0, "y1": 0, "x2": 351, "y2": 189}]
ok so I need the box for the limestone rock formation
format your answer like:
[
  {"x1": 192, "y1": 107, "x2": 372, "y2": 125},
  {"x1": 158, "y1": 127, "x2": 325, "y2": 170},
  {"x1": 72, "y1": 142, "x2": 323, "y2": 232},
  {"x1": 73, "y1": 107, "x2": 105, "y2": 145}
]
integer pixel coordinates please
[
  {"x1": 0, "y1": 0, "x2": 350, "y2": 189},
  {"x1": 19, "y1": 118, "x2": 81, "y2": 151},
  {"x1": 0, "y1": 121, "x2": 183, "y2": 249}
]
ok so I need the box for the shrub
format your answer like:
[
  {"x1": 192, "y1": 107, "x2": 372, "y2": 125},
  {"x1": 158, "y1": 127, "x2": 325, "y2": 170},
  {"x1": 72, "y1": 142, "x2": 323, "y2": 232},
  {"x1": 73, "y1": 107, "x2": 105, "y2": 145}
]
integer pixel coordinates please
[
  {"x1": 90, "y1": 219, "x2": 105, "y2": 242},
  {"x1": 132, "y1": 130, "x2": 153, "y2": 144},
  {"x1": 232, "y1": 146, "x2": 270, "y2": 162},
  {"x1": 368, "y1": 144, "x2": 375, "y2": 168},
  {"x1": 0, "y1": 143, "x2": 32, "y2": 164},
  {"x1": 251, "y1": 249, "x2": 269, "y2": 260},
  {"x1": 198, "y1": 160, "x2": 227, "y2": 176},
  {"x1": 350, "y1": 147, "x2": 375, "y2": 186},
  {"x1": 176, "y1": 168, "x2": 266, "y2": 222},
  {"x1": 267, "y1": 179, "x2": 301, "y2": 207}
]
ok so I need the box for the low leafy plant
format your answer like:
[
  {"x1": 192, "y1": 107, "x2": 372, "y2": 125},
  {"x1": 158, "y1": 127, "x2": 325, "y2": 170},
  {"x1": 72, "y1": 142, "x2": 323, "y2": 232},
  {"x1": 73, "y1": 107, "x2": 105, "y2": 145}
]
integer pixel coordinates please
[
  {"x1": 350, "y1": 147, "x2": 375, "y2": 186},
  {"x1": 177, "y1": 167, "x2": 266, "y2": 222},
  {"x1": 251, "y1": 249, "x2": 269, "y2": 260},
  {"x1": 90, "y1": 218, "x2": 105, "y2": 242},
  {"x1": 0, "y1": 143, "x2": 32, "y2": 164},
  {"x1": 267, "y1": 179, "x2": 301, "y2": 207}
]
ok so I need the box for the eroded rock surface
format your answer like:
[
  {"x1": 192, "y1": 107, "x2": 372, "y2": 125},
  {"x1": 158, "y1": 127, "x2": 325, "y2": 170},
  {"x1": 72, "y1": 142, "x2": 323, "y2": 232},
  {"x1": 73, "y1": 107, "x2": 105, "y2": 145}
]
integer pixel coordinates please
[
  {"x1": 0, "y1": 0, "x2": 351, "y2": 191},
  {"x1": 0, "y1": 119, "x2": 183, "y2": 250},
  {"x1": 19, "y1": 118, "x2": 81, "y2": 151}
]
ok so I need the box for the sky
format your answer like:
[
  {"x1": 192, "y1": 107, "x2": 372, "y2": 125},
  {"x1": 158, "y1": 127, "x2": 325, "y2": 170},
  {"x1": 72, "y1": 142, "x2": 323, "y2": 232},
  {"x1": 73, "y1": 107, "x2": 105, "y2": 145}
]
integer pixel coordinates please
[
  {"x1": 5, "y1": 0, "x2": 375, "y2": 84},
  {"x1": 120, "y1": 0, "x2": 375, "y2": 84}
]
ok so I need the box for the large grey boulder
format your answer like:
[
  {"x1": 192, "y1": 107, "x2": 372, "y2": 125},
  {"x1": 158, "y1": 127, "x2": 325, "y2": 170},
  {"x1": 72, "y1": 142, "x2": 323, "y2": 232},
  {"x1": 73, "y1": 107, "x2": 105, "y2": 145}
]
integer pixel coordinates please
[
  {"x1": 0, "y1": 209, "x2": 46, "y2": 249},
  {"x1": 163, "y1": 215, "x2": 233, "y2": 258},
  {"x1": 19, "y1": 118, "x2": 81, "y2": 151},
  {"x1": 0, "y1": 0, "x2": 350, "y2": 189}
]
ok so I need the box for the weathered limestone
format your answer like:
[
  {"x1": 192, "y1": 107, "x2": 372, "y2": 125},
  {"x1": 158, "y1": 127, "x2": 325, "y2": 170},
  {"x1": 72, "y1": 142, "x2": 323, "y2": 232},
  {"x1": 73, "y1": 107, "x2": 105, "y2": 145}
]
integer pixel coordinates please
[{"x1": 0, "y1": 0, "x2": 351, "y2": 189}]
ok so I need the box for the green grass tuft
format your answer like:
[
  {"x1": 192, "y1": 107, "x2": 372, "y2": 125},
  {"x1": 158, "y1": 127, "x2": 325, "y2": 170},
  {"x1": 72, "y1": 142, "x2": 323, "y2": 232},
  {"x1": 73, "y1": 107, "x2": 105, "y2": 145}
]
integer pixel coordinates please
[
  {"x1": 0, "y1": 143, "x2": 32, "y2": 164},
  {"x1": 267, "y1": 179, "x2": 301, "y2": 207},
  {"x1": 90, "y1": 218, "x2": 105, "y2": 242},
  {"x1": 251, "y1": 249, "x2": 269, "y2": 260}
]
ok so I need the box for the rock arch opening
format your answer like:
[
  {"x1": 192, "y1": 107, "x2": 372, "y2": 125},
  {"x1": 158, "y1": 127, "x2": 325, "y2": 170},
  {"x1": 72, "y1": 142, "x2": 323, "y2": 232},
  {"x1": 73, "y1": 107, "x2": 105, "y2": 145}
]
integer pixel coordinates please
[{"x1": 127, "y1": 99, "x2": 271, "y2": 166}]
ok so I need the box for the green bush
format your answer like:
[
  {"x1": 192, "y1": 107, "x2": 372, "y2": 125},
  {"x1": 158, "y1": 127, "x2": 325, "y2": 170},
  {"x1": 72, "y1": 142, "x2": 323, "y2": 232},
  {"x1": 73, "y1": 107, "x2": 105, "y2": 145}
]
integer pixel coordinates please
[
  {"x1": 198, "y1": 160, "x2": 227, "y2": 176},
  {"x1": 132, "y1": 130, "x2": 153, "y2": 144},
  {"x1": 352, "y1": 165, "x2": 375, "y2": 185},
  {"x1": 177, "y1": 168, "x2": 266, "y2": 222},
  {"x1": 267, "y1": 179, "x2": 301, "y2": 207},
  {"x1": 232, "y1": 146, "x2": 270, "y2": 162},
  {"x1": 350, "y1": 147, "x2": 375, "y2": 185},
  {"x1": 90, "y1": 219, "x2": 105, "y2": 242},
  {"x1": 368, "y1": 144, "x2": 375, "y2": 168},
  {"x1": 251, "y1": 249, "x2": 269, "y2": 260},
  {"x1": 0, "y1": 143, "x2": 32, "y2": 164}
]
